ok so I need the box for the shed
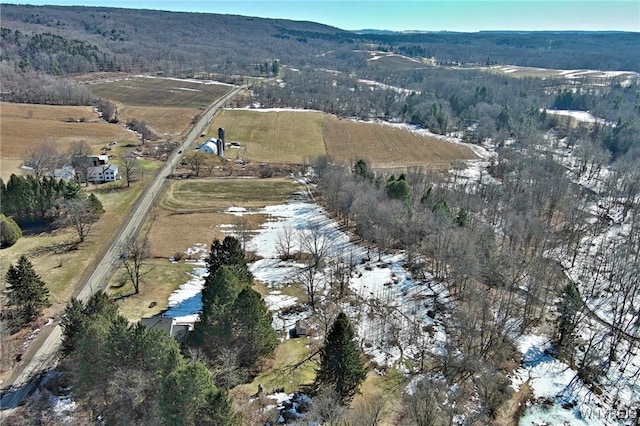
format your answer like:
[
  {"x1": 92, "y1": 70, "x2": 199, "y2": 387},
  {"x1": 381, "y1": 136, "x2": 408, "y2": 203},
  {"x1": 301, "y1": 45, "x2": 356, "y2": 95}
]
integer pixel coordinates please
[{"x1": 293, "y1": 319, "x2": 309, "y2": 337}]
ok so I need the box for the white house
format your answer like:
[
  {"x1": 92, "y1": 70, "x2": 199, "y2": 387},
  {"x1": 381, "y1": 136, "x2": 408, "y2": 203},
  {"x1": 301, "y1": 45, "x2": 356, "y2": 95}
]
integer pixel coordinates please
[{"x1": 86, "y1": 164, "x2": 121, "y2": 183}]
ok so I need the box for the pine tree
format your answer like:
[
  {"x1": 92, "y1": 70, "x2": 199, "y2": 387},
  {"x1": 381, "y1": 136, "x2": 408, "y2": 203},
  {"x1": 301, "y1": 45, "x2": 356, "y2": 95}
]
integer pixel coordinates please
[
  {"x1": 315, "y1": 312, "x2": 367, "y2": 404},
  {"x1": 228, "y1": 288, "x2": 277, "y2": 368},
  {"x1": 207, "y1": 236, "x2": 251, "y2": 281},
  {"x1": 5, "y1": 255, "x2": 50, "y2": 327}
]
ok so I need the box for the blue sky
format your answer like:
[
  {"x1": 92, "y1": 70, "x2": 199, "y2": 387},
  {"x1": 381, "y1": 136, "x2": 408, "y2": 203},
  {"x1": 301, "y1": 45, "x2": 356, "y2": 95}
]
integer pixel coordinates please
[{"x1": 4, "y1": 1, "x2": 640, "y2": 32}]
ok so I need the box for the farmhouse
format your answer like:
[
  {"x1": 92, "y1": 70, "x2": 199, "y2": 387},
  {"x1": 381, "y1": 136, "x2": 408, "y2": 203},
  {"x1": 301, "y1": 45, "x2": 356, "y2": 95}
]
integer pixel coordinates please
[
  {"x1": 87, "y1": 164, "x2": 121, "y2": 183},
  {"x1": 72, "y1": 154, "x2": 121, "y2": 183}
]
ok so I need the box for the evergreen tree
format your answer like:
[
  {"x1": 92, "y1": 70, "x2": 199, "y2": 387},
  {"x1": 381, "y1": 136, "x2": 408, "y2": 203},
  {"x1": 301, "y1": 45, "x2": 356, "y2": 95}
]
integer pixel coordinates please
[
  {"x1": 228, "y1": 288, "x2": 277, "y2": 368},
  {"x1": 207, "y1": 236, "x2": 250, "y2": 280},
  {"x1": 88, "y1": 193, "x2": 104, "y2": 214},
  {"x1": 554, "y1": 282, "x2": 583, "y2": 362},
  {"x1": 5, "y1": 255, "x2": 50, "y2": 327},
  {"x1": 386, "y1": 174, "x2": 413, "y2": 206},
  {"x1": 353, "y1": 159, "x2": 373, "y2": 181},
  {"x1": 160, "y1": 361, "x2": 241, "y2": 426},
  {"x1": 315, "y1": 312, "x2": 367, "y2": 404},
  {"x1": 60, "y1": 298, "x2": 86, "y2": 356},
  {"x1": 191, "y1": 266, "x2": 247, "y2": 349}
]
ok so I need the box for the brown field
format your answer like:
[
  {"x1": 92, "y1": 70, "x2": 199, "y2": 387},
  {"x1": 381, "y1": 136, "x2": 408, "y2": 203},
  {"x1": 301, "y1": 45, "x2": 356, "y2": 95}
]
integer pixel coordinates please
[
  {"x1": 322, "y1": 114, "x2": 477, "y2": 169},
  {"x1": 87, "y1": 76, "x2": 233, "y2": 108},
  {"x1": 210, "y1": 109, "x2": 326, "y2": 163},
  {"x1": 0, "y1": 102, "x2": 138, "y2": 160},
  {"x1": 118, "y1": 105, "x2": 201, "y2": 139}
]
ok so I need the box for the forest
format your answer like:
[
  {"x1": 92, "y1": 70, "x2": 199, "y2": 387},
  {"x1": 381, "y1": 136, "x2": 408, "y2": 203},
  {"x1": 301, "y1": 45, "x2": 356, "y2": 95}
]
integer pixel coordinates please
[{"x1": 1, "y1": 3, "x2": 639, "y2": 425}]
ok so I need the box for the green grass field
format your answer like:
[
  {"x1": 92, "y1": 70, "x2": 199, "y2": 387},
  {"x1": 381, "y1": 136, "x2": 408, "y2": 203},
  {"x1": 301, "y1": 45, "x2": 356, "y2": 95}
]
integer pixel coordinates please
[
  {"x1": 211, "y1": 109, "x2": 326, "y2": 163},
  {"x1": 88, "y1": 77, "x2": 233, "y2": 108}
]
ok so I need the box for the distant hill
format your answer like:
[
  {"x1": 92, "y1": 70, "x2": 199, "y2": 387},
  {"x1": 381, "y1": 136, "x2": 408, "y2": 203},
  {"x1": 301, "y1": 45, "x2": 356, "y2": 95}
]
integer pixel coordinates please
[{"x1": 1, "y1": 3, "x2": 639, "y2": 77}]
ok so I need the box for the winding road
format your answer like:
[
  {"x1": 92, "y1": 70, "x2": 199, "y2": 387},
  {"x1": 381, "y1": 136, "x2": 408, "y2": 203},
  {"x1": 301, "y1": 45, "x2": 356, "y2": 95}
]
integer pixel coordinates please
[{"x1": 0, "y1": 84, "x2": 246, "y2": 414}]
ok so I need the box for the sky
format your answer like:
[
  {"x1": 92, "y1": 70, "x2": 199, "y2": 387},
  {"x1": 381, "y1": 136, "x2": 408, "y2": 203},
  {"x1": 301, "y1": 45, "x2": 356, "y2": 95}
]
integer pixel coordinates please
[{"x1": 4, "y1": 1, "x2": 640, "y2": 32}]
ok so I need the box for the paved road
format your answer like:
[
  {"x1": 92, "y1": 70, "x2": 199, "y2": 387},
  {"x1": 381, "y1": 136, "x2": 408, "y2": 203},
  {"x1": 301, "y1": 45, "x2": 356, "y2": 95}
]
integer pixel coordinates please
[{"x1": 0, "y1": 84, "x2": 246, "y2": 414}]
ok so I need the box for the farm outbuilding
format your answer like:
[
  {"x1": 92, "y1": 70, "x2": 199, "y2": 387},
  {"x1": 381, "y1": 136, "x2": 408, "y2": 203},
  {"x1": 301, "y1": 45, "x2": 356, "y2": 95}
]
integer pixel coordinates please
[{"x1": 196, "y1": 138, "x2": 224, "y2": 158}]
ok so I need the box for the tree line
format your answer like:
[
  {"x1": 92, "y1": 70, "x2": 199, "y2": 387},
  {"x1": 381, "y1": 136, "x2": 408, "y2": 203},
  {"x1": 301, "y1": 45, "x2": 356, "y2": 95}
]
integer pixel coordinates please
[{"x1": 1, "y1": 174, "x2": 104, "y2": 242}]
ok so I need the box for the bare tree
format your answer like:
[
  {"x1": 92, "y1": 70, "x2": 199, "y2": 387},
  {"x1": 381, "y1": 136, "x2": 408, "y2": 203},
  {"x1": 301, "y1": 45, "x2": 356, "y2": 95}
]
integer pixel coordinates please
[
  {"x1": 96, "y1": 98, "x2": 119, "y2": 123},
  {"x1": 121, "y1": 157, "x2": 141, "y2": 187},
  {"x1": 54, "y1": 197, "x2": 100, "y2": 243},
  {"x1": 233, "y1": 216, "x2": 252, "y2": 252},
  {"x1": 298, "y1": 221, "x2": 334, "y2": 310},
  {"x1": 185, "y1": 151, "x2": 206, "y2": 176},
  {"x1": 68, "y1": 140, "x2": 92, "y2": 158},
  {"x1": 23, "y1": 141, "x2": 63, "y2": 179},
  {"x1": 120, "y1": 236, "x2": 150, "y2": 294},
  {"x1": 275, "y1": 224, "x2": 296, "y2": 260}
]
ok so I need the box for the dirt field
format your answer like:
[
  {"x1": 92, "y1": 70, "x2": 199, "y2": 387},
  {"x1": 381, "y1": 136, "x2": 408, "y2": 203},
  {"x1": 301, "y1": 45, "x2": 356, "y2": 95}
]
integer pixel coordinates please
[
  {"x1": 87, "y1": 76, "x2": 233, "y2": 108},
  {"x1": 210, "y1": 109, "x2": 326, "y2": 164},
  {"x1": 322, "y1": 115, "x2": 477, "y2": 169}
]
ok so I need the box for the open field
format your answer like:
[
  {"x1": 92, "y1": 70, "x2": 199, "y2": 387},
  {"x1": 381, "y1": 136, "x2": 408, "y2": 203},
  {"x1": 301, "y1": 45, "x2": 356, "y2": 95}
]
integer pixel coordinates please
[
  {"x1": 87, "y1": 76, "x2": 233, "y2": 108},
  {"x1": 483, "y1": 64, "x2": 639, "y2": 82},
  {"x1": 210, "y1": 109, "x2": 326, "y2": 164},
  {"x1": 146, "y1": 177, "x2": 303, "y2": 258},
  {"x1": 118, "y1": 105, "x2": 201, "y2": 139},
  {"x1": 0, "y1": 102, "x2": 137, "y2": 159},
  {"x1": 322, "y1": 115, "x2": 477, "y2": 169}
]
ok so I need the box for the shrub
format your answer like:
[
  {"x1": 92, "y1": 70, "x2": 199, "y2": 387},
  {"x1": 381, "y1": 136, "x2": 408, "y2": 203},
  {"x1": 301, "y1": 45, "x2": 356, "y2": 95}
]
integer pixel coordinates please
[{"x1": 1, "y1": 214, "x2": 22, "y2": 248}]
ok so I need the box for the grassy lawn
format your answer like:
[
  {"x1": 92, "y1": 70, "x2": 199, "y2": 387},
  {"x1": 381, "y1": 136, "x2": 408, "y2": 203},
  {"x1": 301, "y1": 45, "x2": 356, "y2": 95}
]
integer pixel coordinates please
[
  {"x1": 147, "y1": 177, "x2": 302, "y2": 258},
  {"x1": 109, "y1": 259, "x2": 196, "y2": 322},
  {"x1": 211, "y1": 109, "x2": 326, "y2": 163},
  {"x1": 0, "y1": 163, "x2": 162, "y2": 309},
  {"x1": 164, "y1": 177, "x2": 302, "y2": 210},
  {"x1": 232, "y1": 337, "x2": 318, "y2": 398}
]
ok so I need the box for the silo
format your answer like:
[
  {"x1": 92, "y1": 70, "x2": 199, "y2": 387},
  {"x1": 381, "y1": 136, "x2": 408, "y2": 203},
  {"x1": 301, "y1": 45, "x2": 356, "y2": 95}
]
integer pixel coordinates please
[{"x1": 216, "y1": 138, "x2": 224, "y2": 159}]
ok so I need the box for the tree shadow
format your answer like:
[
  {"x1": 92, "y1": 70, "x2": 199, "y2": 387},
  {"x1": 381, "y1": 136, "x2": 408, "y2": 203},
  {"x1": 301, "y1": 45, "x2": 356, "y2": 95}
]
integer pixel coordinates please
[{"x1": 26, "y1": 240, "x2": 78, "y2": 257}]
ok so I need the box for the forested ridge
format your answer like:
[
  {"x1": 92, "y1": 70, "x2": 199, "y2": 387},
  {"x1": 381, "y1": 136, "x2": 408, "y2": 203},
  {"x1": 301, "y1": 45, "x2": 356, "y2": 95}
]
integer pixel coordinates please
[{"x1": 1, "y1": 4, "x2": 639, "y2": 77}]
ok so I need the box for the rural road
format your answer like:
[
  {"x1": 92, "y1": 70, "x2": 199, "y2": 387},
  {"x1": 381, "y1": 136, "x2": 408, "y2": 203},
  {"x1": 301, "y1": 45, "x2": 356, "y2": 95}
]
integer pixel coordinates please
[{"x1": 0, "y1": 84, "x2": 246, "y2": 414}]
